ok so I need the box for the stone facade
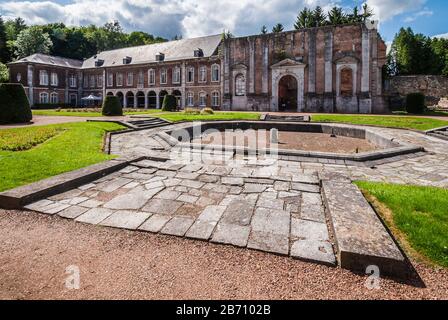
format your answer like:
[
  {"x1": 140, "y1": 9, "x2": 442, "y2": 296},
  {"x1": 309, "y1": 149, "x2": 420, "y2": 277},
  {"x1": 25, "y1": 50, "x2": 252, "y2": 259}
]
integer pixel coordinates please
[
  {"x1": 7, "y1": 21, "x2": 387, "y2": 113},
  {"x1": 386, "y1": 75, "x2": 448, "y2": 108}
]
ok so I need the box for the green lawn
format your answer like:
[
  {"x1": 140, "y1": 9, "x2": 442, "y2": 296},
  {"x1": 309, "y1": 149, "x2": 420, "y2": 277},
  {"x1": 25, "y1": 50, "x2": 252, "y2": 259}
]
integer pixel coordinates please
[
  {"x1": 311, "y1": 114, "x2": 448, "y2": 131},
  {"x1": 356, "y1": 181, "x2": 448, "y2": 268},
  {"x1": 0, "y1": 122, "x2": 125, "y2": 192},
  {"x1": 32, "y1": 108, "x2": 163, "y2": 117}
]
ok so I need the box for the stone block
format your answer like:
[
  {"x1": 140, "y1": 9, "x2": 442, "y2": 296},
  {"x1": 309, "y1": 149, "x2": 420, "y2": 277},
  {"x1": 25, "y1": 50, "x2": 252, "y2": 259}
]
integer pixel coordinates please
[
  {"x1": 75, "y1": 208, "x2": 115, "y2": 225},
  {"x1": 211, "y1": 223, "x2": 251, "y2": 247},
  {"x1": 160, "y1": 216, "x2": 195, "y2": 236},
  {"x1": 138, "y1": 214, "x2": 171, "y2": 233},
  {"x1": 100, "y1": 210, "x2": 151, "y2": 230}
]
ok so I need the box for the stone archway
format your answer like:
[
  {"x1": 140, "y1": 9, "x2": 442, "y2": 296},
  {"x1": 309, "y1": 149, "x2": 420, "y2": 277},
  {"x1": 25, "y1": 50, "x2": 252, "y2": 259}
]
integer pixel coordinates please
[
  {"x1": 278, "y1": 75, "x2": 298, "y2": 111},
  {"x1": 136, "y1": 91, "x2": 145, "y2": 108}
]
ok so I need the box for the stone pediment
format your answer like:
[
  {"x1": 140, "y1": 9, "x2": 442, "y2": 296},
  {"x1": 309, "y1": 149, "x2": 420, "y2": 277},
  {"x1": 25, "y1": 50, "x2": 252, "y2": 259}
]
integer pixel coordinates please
[
  {"x1": 271, "y1": 58, "x2": 306, "y2": 69},
  {"x1": 232, "y1": 63, "x2": 248, "y2": 70},
  {"x1": 333, "y1": 54, "x2": 359, "y2": 65}
]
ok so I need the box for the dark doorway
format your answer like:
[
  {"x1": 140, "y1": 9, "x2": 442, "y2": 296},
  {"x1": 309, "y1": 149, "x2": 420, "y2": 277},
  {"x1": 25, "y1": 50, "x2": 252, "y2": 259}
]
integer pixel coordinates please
[
  {"x1": 278, "y1": 75, "x2": 298, "y2": 111},
  {"x1": 172, "y1": 90, "x2": 182, "y2": 109},
  {"x1": 116, "y1": 92, "x2": 124, "y2": 107},
  {"x1": 136, "y1": 91, "x2": 145, "y2": 108},
  {"x1": 148, "y1": 91, "x2": 157, "y2": 108},
  {"x1": 159, "y1": 90, "x2": 168, "y2": 108}
]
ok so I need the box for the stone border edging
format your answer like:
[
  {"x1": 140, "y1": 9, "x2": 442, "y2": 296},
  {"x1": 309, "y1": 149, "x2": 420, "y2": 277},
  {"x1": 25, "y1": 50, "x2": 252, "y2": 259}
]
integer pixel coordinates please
[
  {"x1": 320, "y1": 175, "x2": 413, "y2": 279},
  {"x1": 0, "y1": 156, "x2": 146, "y2": 209}
]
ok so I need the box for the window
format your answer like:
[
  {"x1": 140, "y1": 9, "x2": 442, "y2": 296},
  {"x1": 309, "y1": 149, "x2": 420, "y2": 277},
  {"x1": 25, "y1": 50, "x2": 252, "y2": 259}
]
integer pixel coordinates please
[
  {"x1": 211, "y1": 64, "x2": 220, "y2": 82},
  {"x1": 127, "y1": 72, "x2": 133, "y2": 86},
  {"x1": 187, "y1": 67, "x2": 194, "y2": 83},
  {"x1": 340, "y1": 68, "x2": 353, "y2": 97},
  {"x1": 69, "y1": 75, "x2": 76, "y2": 88},
  {"x1": 116, "y1": 73, "x2": 123, "y2": 86},
  {"x1": 199, "y1": 92, "x2": 206, "y2": 107},
  {"x1": 148, "y1": 69, "x2": 155, "y2": 85},
  {"x1": 235, "y1": 74, "x2": 246, "y2": 96},
  {"x1": 69, "y1": 94, "x2": 77, "y2": 106},
  {"x1": 39, "y1": 92, "x2": 49, "y2": 103},
  {"x1": 107, "y1": 73, "x2": 113, "y2": 87},
  {"x1": 83, "y1": 76, "x2": 88, "y2": 88},
  {"x1": 39, "y1": 70, "x2": 48, "y2": 86},
  {"x1": 187, "y1": 92, "x2": 194, "y2": 106},
  {"x1": 90, "y1": 75, "x2": 95, "y2": 88},
  {"x1": 51, "y1": 72, "x2": 58, "y2": 86},
  {"x1": 212, "y1": 91, "x2": 220, "y2": 107},
  {"x1": 50, "y1": 92, "x2": 58, "y2": 104},
  {"x1": 138, "y1": 71, "x2": 144, "y2": 86},
  {"x1": 160, "y1": 69, "x2": 167, "y2": 84},
  {"x1": 16, "y1": 73, "x2": 22, "y2": 82},
  {"x1": 172, "y1": 67, "x2": 181, "y2": 84},
  {"x1": 199, "y1": 66, "x2": 206, "y2": 83},
  {"x1": 97, "y1": 75, "x2": 103, "y2": 87}
]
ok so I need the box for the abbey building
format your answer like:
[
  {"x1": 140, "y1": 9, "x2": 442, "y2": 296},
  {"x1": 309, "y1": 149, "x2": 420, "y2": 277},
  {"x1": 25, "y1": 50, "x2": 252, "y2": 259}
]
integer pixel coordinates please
[{"x1": 7, "y1": 21, "x2": 388, "y2": 113}]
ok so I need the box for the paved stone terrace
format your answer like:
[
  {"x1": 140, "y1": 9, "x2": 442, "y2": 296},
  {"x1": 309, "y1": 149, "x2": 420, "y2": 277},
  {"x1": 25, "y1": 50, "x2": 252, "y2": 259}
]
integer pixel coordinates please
[
  {"x1": 25, "y1": 159, "x2": 336, "y2": 266},
  {"x1": 111, "y1": 122, "x2": 448, "y2": 188}
]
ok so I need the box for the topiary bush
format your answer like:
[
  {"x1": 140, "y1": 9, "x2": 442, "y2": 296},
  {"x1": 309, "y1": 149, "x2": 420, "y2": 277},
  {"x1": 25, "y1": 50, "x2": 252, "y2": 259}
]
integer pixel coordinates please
[
  {"x1": 183, "y1": 107, "x2": 200, "y2": 115},
  {"x1": 0, "y1": 83, "x2": 32, "y2": 124},
  {"x1": 405, "y1": 92, "x2": 426, "y2": 114},
  {"x1": 101, "y1": 96, "x2": 123, "y2": 116},
  {"x1": 161, "y1": 94, "x2": 177, "y2": 112}
]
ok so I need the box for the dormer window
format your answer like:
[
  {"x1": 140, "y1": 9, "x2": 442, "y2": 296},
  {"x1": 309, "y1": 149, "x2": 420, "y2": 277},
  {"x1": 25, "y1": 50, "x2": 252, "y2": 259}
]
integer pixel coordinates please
[
  {"x1": 156, "y1": 53, "x2": 165, "y2": 62},
  {"x1": 95, "y1": 59, "x2": 104, "y2": 67},
  {"x1": 123, "y1": 56, "x2": 132, "y2": 64},
  {"x1": 194, "y1": 48, "x2": 204, "y2": 57}
]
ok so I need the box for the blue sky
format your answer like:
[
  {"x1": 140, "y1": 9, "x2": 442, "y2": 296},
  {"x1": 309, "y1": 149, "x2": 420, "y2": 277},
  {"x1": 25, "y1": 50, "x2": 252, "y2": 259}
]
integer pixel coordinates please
[{"x1": 0, "y1": 0, "x2": 446, "y2": 42}]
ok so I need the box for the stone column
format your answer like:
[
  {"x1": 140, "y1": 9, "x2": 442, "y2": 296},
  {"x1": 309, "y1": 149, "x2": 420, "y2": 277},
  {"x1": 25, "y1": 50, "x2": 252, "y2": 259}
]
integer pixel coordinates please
[
  {"x1": 156, "y1": 91, "x2": 160, "y2": 109},
  {"x1": 181, "y1": 62, "x2": 186, "y2": 109},
  {"x1": 359, "y1": 24, "x2": 372, "y2": 113},
  {"x1": 306, "y1": 29, "x2": 317, "y2": 110},
  {"x1": 323, "y1": 29, "x2": 334, "y2": 112},
  {"x1": 248, "y1": 37, "x2": 255, "y2": 94},
  {"x1": 123, "y1": 94, "x2": 128, "y2": 108},
  {"x1": 144, "y1": 93, "x2": 148, "y2": 109},
  {"x1": 134, "y1": 93, "x2": 137, "y2": 109},
  {"x1": 262, "y1": 44, "x2": 269, "y2": 94},
  {"x1": 65, "y1": 69, "x2": 69, "y2": 104},
  {"x1": 27, "y1": 65, "x2": 34, "y2": 106}
]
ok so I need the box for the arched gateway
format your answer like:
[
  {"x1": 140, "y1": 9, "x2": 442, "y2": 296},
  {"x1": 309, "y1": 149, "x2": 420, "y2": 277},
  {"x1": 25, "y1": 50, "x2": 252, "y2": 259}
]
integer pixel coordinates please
[{"x1": 278, "y1": 75, "x2": 298, "y2": 111}]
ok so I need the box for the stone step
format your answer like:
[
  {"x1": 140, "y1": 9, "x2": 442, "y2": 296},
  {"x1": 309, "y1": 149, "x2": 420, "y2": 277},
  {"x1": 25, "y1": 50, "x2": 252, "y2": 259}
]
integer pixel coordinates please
[
  {"x1": 429, "y1": 132, "x2": 448, "y2": 141},
  {"x1": 321, "y1": 177, "x2": 411, "y2": 279},
  {"x1": 265, "y1": 115, "x2": 310, "y2": 122}
]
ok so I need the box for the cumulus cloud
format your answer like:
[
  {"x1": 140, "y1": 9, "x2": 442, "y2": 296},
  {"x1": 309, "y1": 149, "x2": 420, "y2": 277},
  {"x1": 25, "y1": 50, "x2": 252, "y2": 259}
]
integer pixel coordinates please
[
  {"x1": 0, "y1": 0, "x2": 433, "y2": 39},
  {"x1": 403, "y1": 7, "x2": 433, "y2": 23}
]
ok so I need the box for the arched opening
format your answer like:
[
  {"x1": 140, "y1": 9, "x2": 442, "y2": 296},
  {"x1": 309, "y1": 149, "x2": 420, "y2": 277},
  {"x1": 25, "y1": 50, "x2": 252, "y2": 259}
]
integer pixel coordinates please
[
  {"x1": 106, "y1": 92, "x2": 114, "y2": 96},
  {"x1": 136, "y1": 91, "x2": 145, "y2": 108},
  {"x1": 159, "y1": 90, "x2": 168, "y2": 109},
  {"x1": 147, "y1": 91, "x2": 157, "y2": 108},
  {"x1": 172, "y1": 90, "x2": 182, "y2": 108},
  {"x1": 116, "y1": 92, "x2": 124, "y2": 107},
  {"x1": 340, "y1": 68, "x2": 353, "y2": 97},
  {"x1": 126, "y1": 91, "x2": 134, "y2": 108},
  {"x1": 278, "y1": 75, "x2": 297, "y2": 112}
]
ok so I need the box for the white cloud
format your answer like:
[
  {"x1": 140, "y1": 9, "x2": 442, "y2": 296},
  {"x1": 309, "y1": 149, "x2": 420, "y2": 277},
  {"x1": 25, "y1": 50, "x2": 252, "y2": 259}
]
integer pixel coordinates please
[
  {"x1": 432, "y1": 33, "x2": 448, "y2": 39},
  {"x1": 0, "y1": 0, "x2": 433, "y2": 39},
  {"x1": 403, "y1": 7, "x2": 433, "y2": 23},
  {"x1": 366, "y1": 0, "x2": 427, "y2": 21}
]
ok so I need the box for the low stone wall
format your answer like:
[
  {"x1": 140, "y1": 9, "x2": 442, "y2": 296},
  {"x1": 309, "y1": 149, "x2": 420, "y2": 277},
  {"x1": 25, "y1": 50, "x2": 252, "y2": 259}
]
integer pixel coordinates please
[{"x1": 386, "y1": 75, "x2": 448, "y2": 108}]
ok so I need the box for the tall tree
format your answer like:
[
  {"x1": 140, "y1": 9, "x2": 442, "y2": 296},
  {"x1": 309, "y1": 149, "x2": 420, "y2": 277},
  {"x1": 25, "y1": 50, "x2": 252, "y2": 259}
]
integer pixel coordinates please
[
  {"x1": 327, "y1": 7, "x2": 346, "y2": 25},
  {"x1": 294, "y1": 7, "x2": 312, "y2": 29},
  {"x1": 261, "y1": 25, "x2": 268, "y2": 34},
  {"x1": 312, "y1": 6, "x2": 327, "y2": 27},
  {"x1": 0, "y1": 62, "x2": 8, "y2": 82},
  {"x1": 14, "y1": 26, "x2": 53, "y2": 58},
  {"x1": 272, "y1": 23, "x2": 284, "y2": 33},
  {"x1": 0, "y1": 16, "x2": 10, "y2": 63}
]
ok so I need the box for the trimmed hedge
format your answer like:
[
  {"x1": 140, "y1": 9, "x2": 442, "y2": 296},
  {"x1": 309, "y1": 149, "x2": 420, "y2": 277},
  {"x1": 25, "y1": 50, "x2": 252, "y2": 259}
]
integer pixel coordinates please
[
  {"x1": 32, "y1": 103, "x2": 76, "y2": 109},
  {"x1": 0, "y1": 83, "x2": 32, "y2": 124},
  {"x1": 101, "y1": 96, "x2": 123, "y2": 116},
  {"x1": 405, "y1": 92, "x2": 426, "y2": 114},
  {"x1": 161, "y1": 94, "x2": 177, "y2": 112}
]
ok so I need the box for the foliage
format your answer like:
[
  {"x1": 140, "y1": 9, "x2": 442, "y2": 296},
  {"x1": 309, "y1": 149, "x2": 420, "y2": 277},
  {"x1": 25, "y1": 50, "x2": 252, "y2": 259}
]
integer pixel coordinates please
[
  {"x1": 161, "y1": 94, "x2": 177, "y2": 112},
  {"x1": 388, "y1": 27, "x2": 448, "y2": 76},
  {"x1": 356, "y1": 181, "x2": 448, "y2": 267},
  {"x1": 101, "y1": 96, "x2": 123, "y2": 116},
  {"x1": 0, "y1": 16, "x2": 10, "y2": 63},
  {"x1": 405, "y1": 93, "x2": 426, "y2": 114},
  {"x1": 272, "y1": 23, "x2": 284, "y2": 33},
  {"x1": 183, "y1": 108, "x2": 200, "y2": 115},
  {"x1": 0, "y1": 122, "x2": 124, "y2": 192},
  {"x1": 0, "y1": 126, "x2": 62, "y2": 151},
  {"x1": 294, "y1": 4, "x2": 373, "y2": 29},
  {"x1": 0, "y1": 83, "x2": 32, "y2": 124},
  {"x1": 200, "y1": 108, "x2": 215, "y2": 115},
  {"x1": 32, "y1": 108, "x2": 162, "y2": 117},
  {"x1": 311, "y1": 114, "x2": 448, "y2": 131},
  {"x1": 14, "y1": 26, "x2": 52, "y2": 58},
  {"x1": 261, "y1": 25, "x2": 268, "y2": 34},
  {"x1": 0, "y1": 62, "x2": 9, "y2": 83}
]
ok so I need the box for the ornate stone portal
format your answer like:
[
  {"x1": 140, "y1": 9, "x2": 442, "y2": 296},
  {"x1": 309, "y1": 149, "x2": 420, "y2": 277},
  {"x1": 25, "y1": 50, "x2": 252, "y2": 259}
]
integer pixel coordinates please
[{"x1": 271, "y1": 59, "x2": 306, "y2": 112}]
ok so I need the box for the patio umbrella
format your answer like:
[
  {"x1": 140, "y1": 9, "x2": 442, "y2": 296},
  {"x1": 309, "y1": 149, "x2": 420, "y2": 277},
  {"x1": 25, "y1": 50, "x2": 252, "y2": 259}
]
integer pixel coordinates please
[{"x1": 81, "y1": 94, "x2": 103, "y2": 106}]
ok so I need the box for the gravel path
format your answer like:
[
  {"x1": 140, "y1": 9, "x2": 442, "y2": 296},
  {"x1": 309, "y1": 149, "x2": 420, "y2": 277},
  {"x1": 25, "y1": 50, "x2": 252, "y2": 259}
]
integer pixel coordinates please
[{"x1": 1, "y1": 209, "x2": 447, "y2": 300}]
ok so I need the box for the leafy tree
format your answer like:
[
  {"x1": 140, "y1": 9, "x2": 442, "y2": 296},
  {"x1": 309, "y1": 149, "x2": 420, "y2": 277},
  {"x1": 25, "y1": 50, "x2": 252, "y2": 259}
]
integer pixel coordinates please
[
  {"x1": 14, "y1": 26, "x2": 53, "y2": 58},
  {"x1": 272, "y1": 23, "x2": 284, "y2": 33},
  {"x1": 294, "y1": 7, "x2": 312, "y2": 29},
  {"x1": 0, "y1": 62, "x2": 9, "y2": 83},
  {"x1": 0, "y1": 16, "x2": 10, "y2": 63},
  {"x1": 4, "y1": 17, "x2": 26, "y2": 41},
  {"x1": 261, "y1": 25, "x2": 268, "y2": 34}
]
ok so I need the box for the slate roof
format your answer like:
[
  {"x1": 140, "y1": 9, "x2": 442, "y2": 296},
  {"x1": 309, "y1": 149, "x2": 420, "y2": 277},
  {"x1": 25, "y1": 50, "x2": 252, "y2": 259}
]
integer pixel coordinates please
[
  {"x1": 8, "y1": 34, "x2": 222, "y2": 70},
  {"x1": 81, "y1": 34, "x2": 222, "y2": 69},
  {"x1": 8, "y1": 53, "x2": 83, "y2": 68}
]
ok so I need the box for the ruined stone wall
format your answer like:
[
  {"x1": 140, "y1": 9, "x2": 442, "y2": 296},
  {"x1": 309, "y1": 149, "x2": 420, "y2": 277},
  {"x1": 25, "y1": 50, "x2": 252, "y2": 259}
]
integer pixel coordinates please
[{"x1": 386, "y1": 75, "x2": 448, "y2": 108}]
